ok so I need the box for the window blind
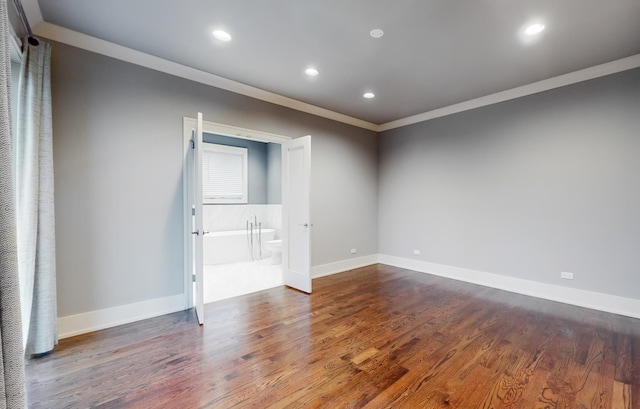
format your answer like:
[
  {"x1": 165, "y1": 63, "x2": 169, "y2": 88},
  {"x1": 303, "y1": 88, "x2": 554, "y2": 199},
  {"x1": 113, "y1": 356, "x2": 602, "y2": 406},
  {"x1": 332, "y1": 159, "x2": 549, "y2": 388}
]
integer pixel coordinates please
[{"x1": 202, "y1": 144, "x2": 248, "y2": 203}]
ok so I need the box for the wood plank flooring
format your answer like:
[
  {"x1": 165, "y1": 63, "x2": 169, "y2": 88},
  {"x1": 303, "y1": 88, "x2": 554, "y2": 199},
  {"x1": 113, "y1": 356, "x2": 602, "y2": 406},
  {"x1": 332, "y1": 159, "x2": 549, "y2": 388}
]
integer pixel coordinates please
[{"x1": 25, "y1": 264, "x2": 640, "y2": 408}]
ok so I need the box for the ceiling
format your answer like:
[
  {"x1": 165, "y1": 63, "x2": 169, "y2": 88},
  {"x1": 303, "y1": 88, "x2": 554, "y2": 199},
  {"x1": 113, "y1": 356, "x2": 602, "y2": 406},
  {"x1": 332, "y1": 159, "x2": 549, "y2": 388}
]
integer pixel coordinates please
[{"x1": 21, "y1": 1, "x2": 640, "y2": 126}]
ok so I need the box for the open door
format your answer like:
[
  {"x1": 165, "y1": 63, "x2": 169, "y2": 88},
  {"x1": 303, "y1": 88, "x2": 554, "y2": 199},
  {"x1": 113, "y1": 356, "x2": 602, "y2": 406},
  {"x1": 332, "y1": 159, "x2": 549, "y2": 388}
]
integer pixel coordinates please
[
  {"x1": 186, "y1": 113, "x2": 205, "y2": 324},
  {"x1": 282, "y1": 135, "x2": 312, "y2": 293}
]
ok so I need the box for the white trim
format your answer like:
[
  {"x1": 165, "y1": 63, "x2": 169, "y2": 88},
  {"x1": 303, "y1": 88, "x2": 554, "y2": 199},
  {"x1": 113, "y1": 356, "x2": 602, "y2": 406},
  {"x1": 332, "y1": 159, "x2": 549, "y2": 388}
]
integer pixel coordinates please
[
  {"x1": 32, "y1": 22, "x2": 378, "y2": 132},
  {"x1": 58, "y1": 294, "x2": 186, "y2": 339},
  {"x1": 56, "y1": 254, "x2": 371, "y2": 339},
  {"x1": 31, "y1": 22, "x2": 640, "y2": 133},
  {"x1": 378, "y1": 54, "x2": 640, "y2": 131},
  {"x1": 312, "y1": 254, "x2": 379, "y2": 279},
  {"x1": 378, "y1": 254, "x2": 640, "y2": 320},
  {"x1": 197, "y1": 119, "x2": 293, "y2": 144},
  {"x1": 21, "y1": 0, "x2": 44, "y2": 28},
  {"x1": 182, "y1": 118, "x2": 194, "y2": 310},
  {"x1": 58, "y1": 254, "x2": 639, "y2": 338}
]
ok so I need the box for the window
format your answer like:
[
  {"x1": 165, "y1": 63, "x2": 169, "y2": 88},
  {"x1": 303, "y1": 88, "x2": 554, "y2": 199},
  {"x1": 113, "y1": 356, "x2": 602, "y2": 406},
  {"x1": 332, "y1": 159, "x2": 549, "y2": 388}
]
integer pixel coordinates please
[{"x1": 202, "y1": 143, "x2": 248, "y2": 204}]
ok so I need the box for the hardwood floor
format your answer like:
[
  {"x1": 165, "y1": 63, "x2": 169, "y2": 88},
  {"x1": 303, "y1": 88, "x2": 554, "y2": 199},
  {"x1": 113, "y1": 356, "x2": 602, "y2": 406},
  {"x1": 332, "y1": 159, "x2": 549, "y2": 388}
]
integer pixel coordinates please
[{"x1": 26, "y1": 264, "x2": 640, "y2": 408}]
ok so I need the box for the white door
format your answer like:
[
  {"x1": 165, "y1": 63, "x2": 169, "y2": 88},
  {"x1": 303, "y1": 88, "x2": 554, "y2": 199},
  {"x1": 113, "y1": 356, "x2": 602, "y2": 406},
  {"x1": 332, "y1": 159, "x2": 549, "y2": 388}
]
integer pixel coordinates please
[
  {"x1": 187, "y1": 113, "x2": 205, "y2": 324},
  {"x1": 282, "y1": 135, "x2": 312, "y2": 293}
]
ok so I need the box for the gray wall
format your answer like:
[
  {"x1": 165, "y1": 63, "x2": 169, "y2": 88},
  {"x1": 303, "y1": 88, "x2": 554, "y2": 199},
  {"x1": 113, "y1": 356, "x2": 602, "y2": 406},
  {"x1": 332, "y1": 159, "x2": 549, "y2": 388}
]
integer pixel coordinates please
[
  {"x1": 203, "y1": 133, "x2": 269, "y2": 204},
  {"x1": 267, "y1": 143, "x2": 282, "y2": 204},
  {"x1": 50, "y1": 40, "x2": 378, "y2": 317},
  {"x1": 379, "y1": 67, "x2": 640, "y2": 299}
]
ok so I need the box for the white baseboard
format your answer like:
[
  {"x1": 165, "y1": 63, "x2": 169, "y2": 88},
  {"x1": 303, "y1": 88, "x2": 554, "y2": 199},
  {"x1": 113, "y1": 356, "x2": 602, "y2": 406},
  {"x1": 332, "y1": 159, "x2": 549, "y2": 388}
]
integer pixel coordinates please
[
  {"x1": 58, "y1": 294, "x2": 186, "y2": 339},
  {"x1": 57, "y1": 255, "x2": 379, "y2": 339},
  {"x1": 57, "y1": 256, "x2": 378, "y2": 339},
  {"x1": 378, "y1": 254, "x2": 640, "y2": 320},
  {"x1": 312, "y1": 254, "x2": 379, "y2": 279},
  {"x1": 60, "y1": 254, "x2": 636, "y2": 339}
]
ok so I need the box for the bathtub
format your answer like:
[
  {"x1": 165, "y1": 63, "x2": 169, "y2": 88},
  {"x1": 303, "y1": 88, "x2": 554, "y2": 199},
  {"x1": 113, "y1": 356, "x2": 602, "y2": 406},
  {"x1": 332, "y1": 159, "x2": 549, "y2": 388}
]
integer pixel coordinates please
[{"x1": 203, "y1": 228, "x2": 275, "y2": 265}]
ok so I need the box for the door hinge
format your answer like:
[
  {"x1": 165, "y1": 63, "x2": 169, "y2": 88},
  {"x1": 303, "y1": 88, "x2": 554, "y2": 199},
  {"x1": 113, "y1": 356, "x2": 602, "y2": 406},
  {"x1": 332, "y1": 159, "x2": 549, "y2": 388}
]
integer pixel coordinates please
[{"x1": 192, "y1": 274, "x2": 196, "y2": 282}]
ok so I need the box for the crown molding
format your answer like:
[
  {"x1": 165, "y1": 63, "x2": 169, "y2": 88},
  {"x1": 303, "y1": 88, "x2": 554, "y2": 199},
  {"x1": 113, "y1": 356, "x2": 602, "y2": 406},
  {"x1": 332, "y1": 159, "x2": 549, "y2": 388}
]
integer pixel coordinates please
[
  {"x1": 32, "y1": 22, "x2": 379, "y2": 132},
  {"x1": 32, "y1": 21, "x2": 640, "y2": 134},
  {"x1": 378, "y1": 53, "x2": 640, "y2": 132}
]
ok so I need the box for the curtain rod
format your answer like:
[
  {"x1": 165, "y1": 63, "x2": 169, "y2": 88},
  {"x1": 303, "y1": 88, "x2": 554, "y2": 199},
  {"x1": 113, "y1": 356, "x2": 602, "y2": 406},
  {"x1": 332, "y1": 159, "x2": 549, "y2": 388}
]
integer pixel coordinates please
[{"x1": 11, "y1": 0, "x2": 39, "y2": 46}]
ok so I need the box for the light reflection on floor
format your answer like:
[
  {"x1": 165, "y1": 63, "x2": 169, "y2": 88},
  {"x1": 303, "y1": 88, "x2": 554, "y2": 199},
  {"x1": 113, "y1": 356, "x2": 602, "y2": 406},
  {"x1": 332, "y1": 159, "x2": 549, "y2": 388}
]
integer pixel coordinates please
[{"x1": 204, "y1": 261, "x2": 282, "y2": 304}]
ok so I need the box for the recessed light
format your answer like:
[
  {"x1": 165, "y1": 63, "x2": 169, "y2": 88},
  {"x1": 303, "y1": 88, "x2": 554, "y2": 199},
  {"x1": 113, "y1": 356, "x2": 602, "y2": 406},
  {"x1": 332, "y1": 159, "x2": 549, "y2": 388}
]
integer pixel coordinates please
[
  {"x1": 524, "y1": 23, "x2": 545, "y2": 36},
  {"x1": 212, "y1": 30, "x2": 232, "y2": 41},
  {"x1": 305, "y1": 68, "x2": 319, "y2": 76},
  {"x1": 370, "y1": 29, "x2": 384, "y2": 39},
  {"x1": 363, "y1": 92, "x2": 375, "y2": 99}
]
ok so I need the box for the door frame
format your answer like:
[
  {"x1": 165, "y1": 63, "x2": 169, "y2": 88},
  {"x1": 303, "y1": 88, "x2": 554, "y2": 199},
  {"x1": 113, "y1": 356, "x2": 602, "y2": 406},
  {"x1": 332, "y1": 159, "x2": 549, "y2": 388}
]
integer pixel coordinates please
[{"x1": 182, "y1": 117, "x2": 296, "y2": 309}]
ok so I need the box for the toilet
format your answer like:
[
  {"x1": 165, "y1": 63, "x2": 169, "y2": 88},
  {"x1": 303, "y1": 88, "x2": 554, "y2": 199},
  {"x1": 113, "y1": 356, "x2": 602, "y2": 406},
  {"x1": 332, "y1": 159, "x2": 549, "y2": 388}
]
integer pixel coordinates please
[{"x1": 265, "y1": 239, "x2": 282, "y2": 265}]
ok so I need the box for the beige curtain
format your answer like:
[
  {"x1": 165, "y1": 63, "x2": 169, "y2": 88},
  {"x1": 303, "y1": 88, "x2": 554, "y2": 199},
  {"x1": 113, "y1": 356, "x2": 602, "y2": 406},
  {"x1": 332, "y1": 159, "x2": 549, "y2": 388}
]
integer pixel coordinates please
[{"x1": 0, "y1": 0, "x2": 27, "y2": 406}]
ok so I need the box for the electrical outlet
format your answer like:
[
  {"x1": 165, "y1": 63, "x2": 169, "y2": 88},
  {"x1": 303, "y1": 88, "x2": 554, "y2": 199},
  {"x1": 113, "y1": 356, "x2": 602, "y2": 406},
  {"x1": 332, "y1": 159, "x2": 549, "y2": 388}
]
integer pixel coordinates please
[
  {"x1": 350, "y1": 248, "x2": 357, "y2": 254},
  {"x1": 413, "y1": 250, "x2": 421, "y2": 255},
  {"x1": 560, "y1": 272, "x2": 574, "y2": 280}
]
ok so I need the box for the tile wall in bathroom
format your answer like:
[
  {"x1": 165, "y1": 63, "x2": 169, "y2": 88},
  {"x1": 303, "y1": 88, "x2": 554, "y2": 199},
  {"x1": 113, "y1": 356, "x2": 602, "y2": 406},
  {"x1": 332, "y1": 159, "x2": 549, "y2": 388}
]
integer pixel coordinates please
[{"x1": 203, "y1": 204, "x2": 282, "y2": 238}]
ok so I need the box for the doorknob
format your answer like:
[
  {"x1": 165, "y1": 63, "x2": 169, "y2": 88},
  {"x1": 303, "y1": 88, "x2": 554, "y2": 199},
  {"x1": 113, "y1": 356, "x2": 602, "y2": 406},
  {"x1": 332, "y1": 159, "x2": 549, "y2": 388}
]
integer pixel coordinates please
[{"x1": 192, "y1": 230, "x2": 199, "y2": 235}]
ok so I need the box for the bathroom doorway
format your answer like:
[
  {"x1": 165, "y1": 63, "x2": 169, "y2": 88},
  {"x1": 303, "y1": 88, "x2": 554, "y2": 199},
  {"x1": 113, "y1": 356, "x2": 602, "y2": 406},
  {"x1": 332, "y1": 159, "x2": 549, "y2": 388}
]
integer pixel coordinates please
[
  {"x1": 183, "y1": 115, "x2": 311, "y2": 322},
  {"x1": 200, "y1": 132, "x2": 283, "y2": 303}
]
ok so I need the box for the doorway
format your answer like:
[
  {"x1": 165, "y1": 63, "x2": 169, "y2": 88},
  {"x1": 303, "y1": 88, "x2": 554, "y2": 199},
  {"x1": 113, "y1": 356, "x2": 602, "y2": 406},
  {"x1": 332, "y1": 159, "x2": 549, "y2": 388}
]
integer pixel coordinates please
[
  {"x1": 182, "y1": 114, "x2": 312, "y2": 324},
  {"x1": 200, "y1": 132, "x2": 283, "y2": 303}
]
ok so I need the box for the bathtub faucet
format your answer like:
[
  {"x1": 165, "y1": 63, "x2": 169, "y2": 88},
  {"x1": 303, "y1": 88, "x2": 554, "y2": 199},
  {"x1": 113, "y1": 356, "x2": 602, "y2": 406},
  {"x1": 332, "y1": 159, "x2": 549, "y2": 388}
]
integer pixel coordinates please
[{"x1": 246, "y1": 215, "x2": 262, "y2": 260}]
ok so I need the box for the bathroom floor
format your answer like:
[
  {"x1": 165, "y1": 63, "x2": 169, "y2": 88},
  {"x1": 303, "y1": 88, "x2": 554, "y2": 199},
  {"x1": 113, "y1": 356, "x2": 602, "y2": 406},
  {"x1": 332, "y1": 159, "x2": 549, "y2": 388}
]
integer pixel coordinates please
[{"x1": 203, "y1": 261, "x2": 283, "y2": 304}]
